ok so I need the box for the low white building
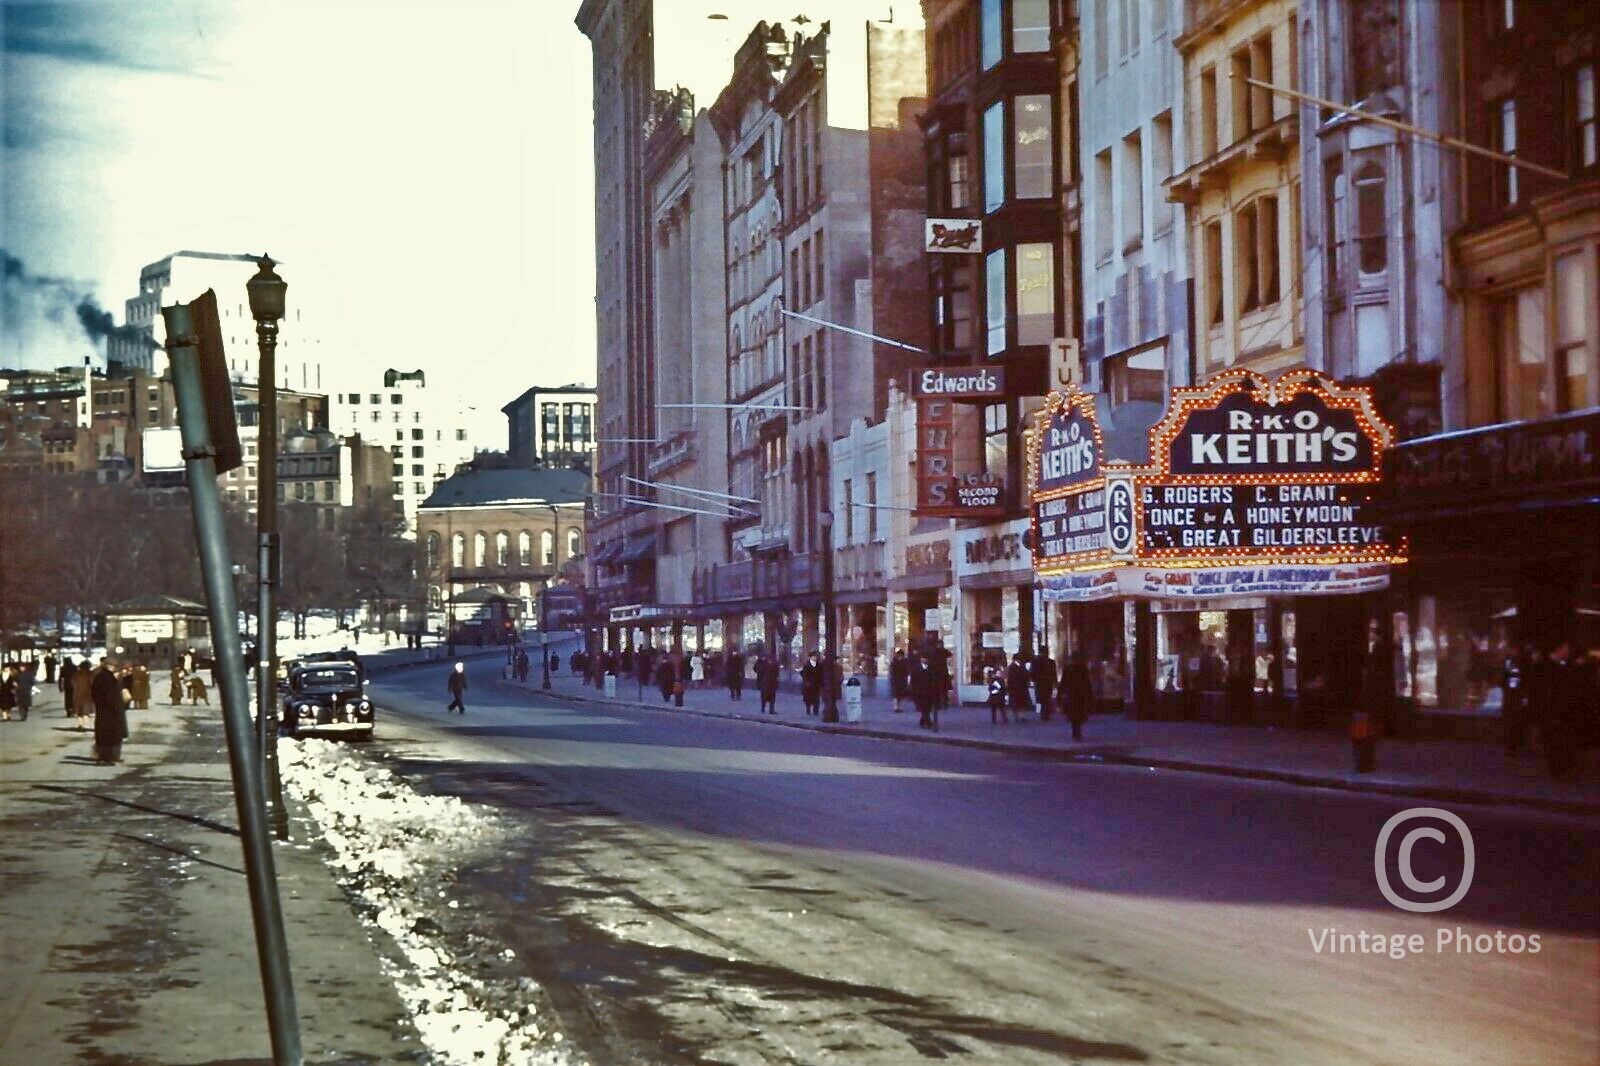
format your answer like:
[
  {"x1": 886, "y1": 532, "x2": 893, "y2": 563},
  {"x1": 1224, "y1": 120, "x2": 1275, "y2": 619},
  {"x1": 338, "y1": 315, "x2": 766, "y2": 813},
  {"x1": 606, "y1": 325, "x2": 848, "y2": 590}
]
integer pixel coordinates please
[{"x1": 829, "y1": 416, "x2": 891, "y2": 682}]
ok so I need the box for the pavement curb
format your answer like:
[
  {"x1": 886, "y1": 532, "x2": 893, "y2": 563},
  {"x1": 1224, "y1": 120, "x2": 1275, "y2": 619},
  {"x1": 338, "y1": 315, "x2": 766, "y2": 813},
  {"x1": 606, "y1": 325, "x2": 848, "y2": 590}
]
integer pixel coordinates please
[{"x1": 501, "y1": 679, "x2": 1600, "y2": 818}]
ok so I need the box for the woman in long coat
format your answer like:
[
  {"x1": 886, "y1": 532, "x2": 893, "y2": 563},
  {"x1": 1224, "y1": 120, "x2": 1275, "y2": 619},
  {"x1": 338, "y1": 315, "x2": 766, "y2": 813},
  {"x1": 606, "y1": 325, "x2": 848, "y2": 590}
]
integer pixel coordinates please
[
  {"x1": 168, "y1": 665, "x2": 185, "y2": 705},
  {"x1": 656, "y1": 655, "x2": 677, "y2": 703},
  {"x1": 130, "y1": 663, "x2": 151, "y2": 710},
  {"x1": 0, "y1": 666, "x2": 16, "y2": 722},
  {"x1": 72, "y1": 665, "x2": 94, "y2": 731},
  {"x1": 90, "y1": 659, "x2": 129, "y2": 764},
  {"x1": 889, "y1": 649, "x2": 910, "y2": 713}
]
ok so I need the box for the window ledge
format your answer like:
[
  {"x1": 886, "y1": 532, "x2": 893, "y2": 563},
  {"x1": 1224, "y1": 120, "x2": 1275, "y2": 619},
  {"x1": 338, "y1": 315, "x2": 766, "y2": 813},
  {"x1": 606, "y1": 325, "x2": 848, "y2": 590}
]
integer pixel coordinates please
[{"x1": 1122, "y1": 236, "x2": 1144, "y2": 256}]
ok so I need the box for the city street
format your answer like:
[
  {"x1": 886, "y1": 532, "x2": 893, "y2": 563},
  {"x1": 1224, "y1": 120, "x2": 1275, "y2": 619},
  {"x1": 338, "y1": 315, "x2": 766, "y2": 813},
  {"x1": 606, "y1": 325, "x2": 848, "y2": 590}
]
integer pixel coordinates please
[{"x1": 361, "y1": 667, "x2": 1600, "y2": 1065}]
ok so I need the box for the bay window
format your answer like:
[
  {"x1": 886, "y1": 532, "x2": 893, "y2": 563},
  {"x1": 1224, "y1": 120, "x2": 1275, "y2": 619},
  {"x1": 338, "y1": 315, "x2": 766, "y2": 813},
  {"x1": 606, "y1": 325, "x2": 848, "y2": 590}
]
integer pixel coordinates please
[
  {"x1": 982, "y1": 0, "x2": 1002, "y2": 68},
  {"x1": 986, "y1": 248, "x2": 1007, "y2": 355},
  {"x1": 1012, "y1": 0, "x2": 1050, "y2": 53},
  {"x1": 983, "y1": 102, "x2": 1006, "y2": 212},
  {"x1": 1015, "y1": 243, "x2": 1055, "y2": 345},
  {"x1": 1014, "y1": 94, "x2": 1053, "y2": 199}
]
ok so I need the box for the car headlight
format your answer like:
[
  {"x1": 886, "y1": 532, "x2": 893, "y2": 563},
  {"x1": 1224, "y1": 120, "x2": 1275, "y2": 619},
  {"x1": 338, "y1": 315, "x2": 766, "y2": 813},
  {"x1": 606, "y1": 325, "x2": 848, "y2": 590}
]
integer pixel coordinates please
[{"x1": 358, "y1": 700, "x2": 371, "y2": 711}]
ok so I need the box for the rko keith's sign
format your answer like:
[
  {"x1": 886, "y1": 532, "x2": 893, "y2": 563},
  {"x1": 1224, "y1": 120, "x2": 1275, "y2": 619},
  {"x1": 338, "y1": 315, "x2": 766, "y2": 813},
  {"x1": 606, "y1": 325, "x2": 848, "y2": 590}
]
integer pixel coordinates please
[
  {"x1": 1163, "y1": 381, "x2": 1376, "y2": 477},
  {"x1": 1137, "y1": 369, "x2": 1401, "y2": 565},
  {"x1": 1027, "y1": 388, "x2": 1112, "y2": 570}
]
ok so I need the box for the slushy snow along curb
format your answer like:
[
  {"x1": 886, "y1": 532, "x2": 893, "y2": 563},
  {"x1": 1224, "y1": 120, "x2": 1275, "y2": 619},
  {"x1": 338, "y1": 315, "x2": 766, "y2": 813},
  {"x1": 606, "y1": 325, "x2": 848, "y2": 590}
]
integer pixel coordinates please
[{"x1": 279, "y1": 739, "x2": 582, "y2": 1066}]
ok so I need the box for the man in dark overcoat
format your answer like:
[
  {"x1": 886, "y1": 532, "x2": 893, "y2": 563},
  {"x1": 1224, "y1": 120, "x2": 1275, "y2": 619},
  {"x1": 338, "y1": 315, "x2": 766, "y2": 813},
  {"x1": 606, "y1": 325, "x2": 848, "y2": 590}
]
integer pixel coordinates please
[
  {"x1": 1060, "y1": 651, "x2": 1093, "y2": 741},
  {"x1": 1032, "y1": 651, "x2": 1058, "y2": 720},
  {"x1": 90, "y1": 658, "x2": 129, "y2": 764},
  {"x1": 59, "y1": 657, "x2": 78, "y2": 718},
  {"x1": 726, "y1": 647, "x2": 746, "y2": 701}
]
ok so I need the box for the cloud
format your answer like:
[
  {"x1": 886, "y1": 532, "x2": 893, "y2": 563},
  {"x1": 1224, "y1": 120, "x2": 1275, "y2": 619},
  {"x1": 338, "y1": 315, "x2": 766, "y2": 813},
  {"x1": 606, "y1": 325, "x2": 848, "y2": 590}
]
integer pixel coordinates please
[{"x1": 1, "y1": 2, "x2": 228, "y2": 78}]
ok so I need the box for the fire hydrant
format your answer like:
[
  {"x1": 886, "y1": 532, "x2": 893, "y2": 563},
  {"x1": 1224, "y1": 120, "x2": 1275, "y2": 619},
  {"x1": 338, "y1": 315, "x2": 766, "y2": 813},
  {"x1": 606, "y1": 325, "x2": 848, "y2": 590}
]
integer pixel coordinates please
[{"x1": 1350, "y1": 711, "x2": 1377, "y2": 773}]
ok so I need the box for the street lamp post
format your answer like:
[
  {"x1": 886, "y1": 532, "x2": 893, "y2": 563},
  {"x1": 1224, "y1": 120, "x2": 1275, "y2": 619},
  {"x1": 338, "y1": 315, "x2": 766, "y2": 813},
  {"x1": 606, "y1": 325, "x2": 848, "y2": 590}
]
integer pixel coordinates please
[
  {"x1": 247, "y1": 256, "x2": 289, "y2": 841},
  {"x1": 820, "y1": 511, "x2": 839, "y2": 723}
]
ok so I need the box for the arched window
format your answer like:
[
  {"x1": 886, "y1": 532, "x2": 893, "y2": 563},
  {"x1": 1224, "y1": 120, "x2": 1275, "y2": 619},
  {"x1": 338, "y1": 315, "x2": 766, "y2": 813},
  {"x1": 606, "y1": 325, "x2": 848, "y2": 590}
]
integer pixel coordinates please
[
  {"x1": 450, "y1": 532, "x2": 465, "y2": 568},
  {"x1": 1354, "y1": 162, "x2": 1387, "y2": 274},
  {"x1": 495, "y1": 531, "x2": 509, "y2": 567},
  {"x1": 567, "y1": 528, "x2": 581, "y2": 558},
  {"x1": 427, "y1": 585, "x2": 442, "y2": 609},
  {"x1": 426, "y1": 532, "x2": 440, "y2": 570},
  {"x1": 541, "y1": 529, "x2": 555, "y2": 566},
  {"x1": 473, "y1": 531, "x2": 487, "y2": 568},
  {"x1": 518, "y1": 531, "x2": 532, "y2": 566}
]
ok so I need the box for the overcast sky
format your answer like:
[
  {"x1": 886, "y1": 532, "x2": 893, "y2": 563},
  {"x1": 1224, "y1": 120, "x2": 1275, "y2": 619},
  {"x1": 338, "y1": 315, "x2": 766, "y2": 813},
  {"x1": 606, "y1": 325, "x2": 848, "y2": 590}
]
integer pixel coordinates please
[{"x1": 2, "y1": 0, "x2": 597, "y2": 441}]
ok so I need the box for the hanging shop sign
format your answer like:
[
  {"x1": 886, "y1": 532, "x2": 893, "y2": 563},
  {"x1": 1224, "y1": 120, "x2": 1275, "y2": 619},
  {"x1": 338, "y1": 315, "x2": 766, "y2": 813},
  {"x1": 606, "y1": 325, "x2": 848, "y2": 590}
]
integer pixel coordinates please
[
  {"x1": 539, "y1": 586, "x2": 585, "y2": 631},
  {"x1": 915, "y1": 397, "x2": 1006, "y2": 517},
  {"x1": 1383, "y1": 407, "x2": 1600, "y2": 516},
  {"x1": 1027, "y1": 388, "x2": 1115, "y2": 571},
  {"x1": 116, "y1": 617, "x2": 175, "y2": 643},
  {"x1": 910, "y1": 365, "x2": 1006, "y2": 398},
  {"x1": 1135, "y1": 368, "x2": 1402, "y2": 566},
  {"x1": 925, "y1": 218, "x2": 982, "y2": 254}
]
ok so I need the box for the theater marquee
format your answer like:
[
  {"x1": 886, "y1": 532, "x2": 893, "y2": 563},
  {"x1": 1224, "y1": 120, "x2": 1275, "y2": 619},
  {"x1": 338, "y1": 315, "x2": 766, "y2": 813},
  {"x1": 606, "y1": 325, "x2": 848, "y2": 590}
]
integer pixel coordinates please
[
  {"x1": 1137, "y1": 369, "x2": 1403, "y2": 567},
  {"x1": 1029, "y1": 370, "x2": 1406, "y2": 583}
]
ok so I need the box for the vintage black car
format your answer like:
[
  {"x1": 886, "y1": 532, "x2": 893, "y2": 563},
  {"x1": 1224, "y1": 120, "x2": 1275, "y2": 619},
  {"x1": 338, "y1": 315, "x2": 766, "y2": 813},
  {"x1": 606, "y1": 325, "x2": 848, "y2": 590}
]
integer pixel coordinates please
[{"x1": 281, "y1": 660, "x2": 374, "y2": 738}]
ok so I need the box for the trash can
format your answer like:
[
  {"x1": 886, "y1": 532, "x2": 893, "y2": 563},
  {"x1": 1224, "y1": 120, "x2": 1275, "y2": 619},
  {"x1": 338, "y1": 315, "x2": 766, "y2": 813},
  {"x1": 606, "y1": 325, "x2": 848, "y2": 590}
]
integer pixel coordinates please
[
  {"x1": 604, "y1": 672, "x2": 617, "y2": 699},
  {"x1": 843, "y1": 676, "x2": 863, "y2": 723}
]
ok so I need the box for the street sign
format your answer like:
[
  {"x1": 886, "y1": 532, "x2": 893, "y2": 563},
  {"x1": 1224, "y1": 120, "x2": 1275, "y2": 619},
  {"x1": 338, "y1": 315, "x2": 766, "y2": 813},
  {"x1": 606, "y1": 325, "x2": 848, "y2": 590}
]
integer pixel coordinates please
[{"x1": 190, "y1": 290, "x2": 242, "y2": 475}]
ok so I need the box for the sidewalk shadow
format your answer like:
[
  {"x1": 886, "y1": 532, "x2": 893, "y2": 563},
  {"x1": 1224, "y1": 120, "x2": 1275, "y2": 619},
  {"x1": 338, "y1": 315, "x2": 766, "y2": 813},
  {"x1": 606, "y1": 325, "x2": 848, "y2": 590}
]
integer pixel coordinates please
[{"x1": 32, "y1": 783, "x2": 239, "y2": 837}]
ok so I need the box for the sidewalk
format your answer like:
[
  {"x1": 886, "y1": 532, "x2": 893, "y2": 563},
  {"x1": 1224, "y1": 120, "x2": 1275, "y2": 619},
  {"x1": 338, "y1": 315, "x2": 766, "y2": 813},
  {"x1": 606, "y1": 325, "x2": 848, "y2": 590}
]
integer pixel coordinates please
[
  {"x1": 509, "y1": 666, "x2": 1600, "y2": 816},
  {"x1": 0, "y1": 687, "x2": 418, "y2": 1063}
]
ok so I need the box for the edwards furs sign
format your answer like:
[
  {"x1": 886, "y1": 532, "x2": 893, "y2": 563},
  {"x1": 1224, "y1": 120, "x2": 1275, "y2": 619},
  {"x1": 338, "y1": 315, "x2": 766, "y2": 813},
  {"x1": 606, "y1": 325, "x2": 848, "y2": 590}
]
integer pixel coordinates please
[
  {"x1": 910, "y1": 365, "x2": 1006, "y2": 398},
  {"x1": 1138, "y1": 369, "x2": 1402, "y2": 565}
]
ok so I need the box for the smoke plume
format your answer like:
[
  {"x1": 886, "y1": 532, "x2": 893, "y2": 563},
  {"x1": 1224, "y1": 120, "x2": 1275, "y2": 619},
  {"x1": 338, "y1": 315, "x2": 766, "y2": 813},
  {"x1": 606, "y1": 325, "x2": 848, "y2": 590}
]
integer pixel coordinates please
[{"x1": 1, "y1": 249, "x2": 107, "y2": 371}]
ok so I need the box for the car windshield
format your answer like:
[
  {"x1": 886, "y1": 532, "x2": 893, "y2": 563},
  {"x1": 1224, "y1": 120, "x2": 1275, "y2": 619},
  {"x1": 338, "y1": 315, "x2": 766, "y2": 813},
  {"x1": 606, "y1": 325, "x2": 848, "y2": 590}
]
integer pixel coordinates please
[{"x1": 297, "y1": 668, "x2": 358, "y2": 691}]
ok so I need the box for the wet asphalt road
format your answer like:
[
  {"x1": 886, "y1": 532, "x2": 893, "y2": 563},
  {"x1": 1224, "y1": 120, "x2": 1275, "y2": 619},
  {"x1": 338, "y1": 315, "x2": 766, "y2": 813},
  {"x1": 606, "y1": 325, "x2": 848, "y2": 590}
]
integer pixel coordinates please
[{"x1": 363, "y1": 668, "x2": 1600, "y2": 1065}]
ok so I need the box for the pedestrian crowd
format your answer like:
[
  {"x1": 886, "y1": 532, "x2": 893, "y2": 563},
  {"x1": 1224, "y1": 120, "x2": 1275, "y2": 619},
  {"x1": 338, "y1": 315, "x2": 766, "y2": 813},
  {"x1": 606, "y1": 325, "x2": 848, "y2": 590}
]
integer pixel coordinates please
[{"x1": 0, "y1": 647, "x2": 220, "y2": 766}]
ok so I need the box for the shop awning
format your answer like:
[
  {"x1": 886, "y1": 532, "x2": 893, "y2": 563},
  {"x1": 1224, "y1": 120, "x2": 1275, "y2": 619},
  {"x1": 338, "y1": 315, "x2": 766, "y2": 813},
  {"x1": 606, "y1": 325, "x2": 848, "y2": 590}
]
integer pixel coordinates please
[
  {"x1": 590, "y1": 540, "x2": 623, "y2": 565},
  {"x1": 888, "y1": 571, "x2": 950, "y2": 593},
  {"x1": 958, "y1": 567, "x2": 1036, "y2": 591},
  {"x1": 1040, "y1": 564, "x2": 1392, "y2": 603},
  {"x1": 616, "y1": 534, "x2": 658, "y2": 564}
]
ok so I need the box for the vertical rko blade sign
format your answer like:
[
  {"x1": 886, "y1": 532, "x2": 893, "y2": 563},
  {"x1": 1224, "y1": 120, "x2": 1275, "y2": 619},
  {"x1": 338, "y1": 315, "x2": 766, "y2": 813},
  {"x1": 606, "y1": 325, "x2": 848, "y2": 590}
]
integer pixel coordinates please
[{"x1": 1027, "y1": 387, "x2": 1112, "y2": 571}]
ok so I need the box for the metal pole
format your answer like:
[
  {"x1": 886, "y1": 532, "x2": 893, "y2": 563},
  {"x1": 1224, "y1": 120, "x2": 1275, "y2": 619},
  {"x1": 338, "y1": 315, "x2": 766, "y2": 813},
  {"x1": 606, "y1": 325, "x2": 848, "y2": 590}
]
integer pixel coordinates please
[
  {"x1": 821, "y1": 518, "x2": 839, "y2": 722},
  {"x1": 1236, "y1": 73, "x2": 1569, "y2": 182},
  {"x1": 165, "y1": 304, "x2": 302, "y2": 1065},
  {"x1": 255, "y1": 313, "x2": 288, "y2": 840}
]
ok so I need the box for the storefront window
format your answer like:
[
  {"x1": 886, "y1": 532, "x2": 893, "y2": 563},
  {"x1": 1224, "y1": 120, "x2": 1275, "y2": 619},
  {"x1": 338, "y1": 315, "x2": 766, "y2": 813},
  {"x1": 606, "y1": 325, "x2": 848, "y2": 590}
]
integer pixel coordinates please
[
  {"x1": 740, "y1": 615, "x2": 765, "y2": 654},
  {"x1": 967, "y1": 588, "x2": 1006, "y2": 684},
  {"x1": 1395, "y1": 592, "x2": 1518, "y2": 715}
]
